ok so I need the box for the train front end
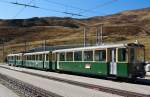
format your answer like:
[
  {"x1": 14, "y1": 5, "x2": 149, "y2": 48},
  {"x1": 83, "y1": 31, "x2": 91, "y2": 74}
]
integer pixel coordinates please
[{"x1": 128, "y1": 43, "x2": 146, "y2": 78}]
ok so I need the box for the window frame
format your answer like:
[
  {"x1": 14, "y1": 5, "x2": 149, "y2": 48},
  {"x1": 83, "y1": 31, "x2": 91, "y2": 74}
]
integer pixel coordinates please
[
  {"x1": 59, "y1": 52, "x2": 66, "y2": 61},
  {"x1": 66, "y1": 52, "x2": 73, "y2": 61},
  {"x1": 74, "y1": 51, "x2": 82, "y2": 62},
  {"x1": 117, "y1": 48, "x2": 128, "y2": 63},
  {"x1": 83, "y1": 50, "x2": 94, "y2": 62},
  {"x1": 94, "y1": 49, "x2": 106, "y2": 62}
]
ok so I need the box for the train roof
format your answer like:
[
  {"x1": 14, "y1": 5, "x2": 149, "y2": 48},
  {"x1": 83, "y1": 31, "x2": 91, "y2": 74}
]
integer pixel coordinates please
[
  {"x1": 24, "y1": 51, "x2": 50, "y2": 55},
  {"x1": 53, "y1": 43, "x2": 144, "y2": 53},
  {"x1": 7, "y1": 53, "x2": 23, "y2": 56},
  {"x1": 27, "y1": 44, "x2": 84, "y2": 53}
]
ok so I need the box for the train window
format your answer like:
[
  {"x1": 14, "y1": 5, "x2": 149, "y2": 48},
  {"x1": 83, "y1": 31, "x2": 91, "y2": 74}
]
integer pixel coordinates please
[
  {"x1": 52, "y1": 53, "x2": 56, "y2": 61},
  {"x1": 95, "y1": 50, "x2": 106, "y2": 61},
  {"x1": 74, "y1": 51, "x2": 82, "y2": 61},
  {"x1": 32, "y1": 55, "x2": 35, "y2": 60},
  {"x1": 39, "y1": 54, "x2": 43, "y2": 61},
  {"x1": 49, "y1": 53, "x2": 52, "y2": 61},
  {"x1": 27, "y1": 56, "x2": 28, "y2": 60},
  {"x1": 60, "y1": 53, "x2": 65, "y2": 61},
  {"x1": 27, "y1": 56, "x2": 29, "y2": 60},
  {"x1": 35, "y1": 55, "x2": 38, "y2": 60},
  {"x1": 66, "y1": 52, "x2": 73, "y2": 61},
  {"x1": 24, "y1": 56, "x2": 26, "y2": 60},
  {"x1": 84, "y1": 51, "x2": 93, "y2": 61},
  {"x1": 118, "y1": 48, "x2": 127, "y2": 62},
  {"x1": 136, "y1": 47, "x2": 144, "y2": 62},
  {"x1": 46, "y1": 54, "x2": 49, "y2": 61},
  {"x1": 42, "y1": 54, "x2": 44, "y2": 60},
  {"x1": 30, "y1": 55, "x2": 32, "y2": 60},
  {"x1": 130, "y1": 48, "x2": 135, "y2": 63},
  {"x1": 26, "y1": 56, "x2": 28, "y2": 60},
  {"x1": 18, "y1": 56, "x2": 20, "y2": 60},
  {"x1": 28, "y1": 55, "x2": 31, "y2": 60},
  {"x1": 29, "y1": 55, "x2": 31, "y2": 60},
  {"x1": 16, "y1": 56, "x2": 18, "y2": 60}
]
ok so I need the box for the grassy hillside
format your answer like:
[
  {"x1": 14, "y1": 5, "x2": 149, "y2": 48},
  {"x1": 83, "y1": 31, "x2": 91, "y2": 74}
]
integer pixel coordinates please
[{"x1": 0, "y1": 7, "x2": 150, "y2": 61}]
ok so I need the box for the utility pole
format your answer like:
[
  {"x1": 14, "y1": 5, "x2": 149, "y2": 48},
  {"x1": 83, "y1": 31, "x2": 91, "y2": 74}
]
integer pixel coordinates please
[
  {"x1": 84, "y1": 27, "x2": 87, "y2": 47},
  {"x1": 100, "y1": 24, "x2": 103, "y2": 45},
  {"x1": 24, "y1": 41, "x2": 27, "y2": 53},
  {"x1": 83, "y1": 23, "x2": 104, "y2": 47},
  {"x1": 96, "y1": 27, "x2": 100, "y2": 45},
  {"x1": 96, "y1": 24, "x2": 103, "y2": 45},
  {"x1": 2, "y1": 41, "x2": 5, "y2": 62},
  {"x1": 44, "y1": 39, "x2": 46, "y2": 51}
]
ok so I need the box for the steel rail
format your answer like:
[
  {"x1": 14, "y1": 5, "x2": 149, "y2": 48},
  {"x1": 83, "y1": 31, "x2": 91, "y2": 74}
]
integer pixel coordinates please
[{"x1": 0, "y1": 72, "x2": 63, "y2": 97}]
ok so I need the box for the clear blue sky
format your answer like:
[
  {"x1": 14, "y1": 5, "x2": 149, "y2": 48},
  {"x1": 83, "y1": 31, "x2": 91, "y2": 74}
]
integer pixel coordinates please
[{"x1": 0, "y1": 0, "x2": 150, "y2": 19}]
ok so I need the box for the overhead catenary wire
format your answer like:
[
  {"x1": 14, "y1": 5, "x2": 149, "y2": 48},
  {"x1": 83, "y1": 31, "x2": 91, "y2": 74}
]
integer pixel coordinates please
[
  {"x1": 0, "y1": 0, "x2": 84, "y2": 17},
  {"x1": 13, "y1": 0, "x2": 35, "y2": 18},
  {"x1": 10, "y1": 1, "x2": 39, "y2": 8},
  {"x1": 43, "y1": 0, "x2": 98, "y2": 14},
  {"x1": 0, "y1": 0, "x2": 119, "y2": 18}
]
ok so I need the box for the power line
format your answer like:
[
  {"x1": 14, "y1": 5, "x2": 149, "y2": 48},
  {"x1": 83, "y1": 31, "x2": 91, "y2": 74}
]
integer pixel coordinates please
[
  {"x1": 0, "y1": 0, "x2": 118, "y2": 18},
  {"x1": 43, "y1": 0, "x2": 97, "y2": 14},
  {"x1": 10, "y1": 1, "x2": 39, "y2": 8},
  {"x1": 13, "y1": 0, "x2": 35, "y2": 18},
  {"x1": 0, "y1": 0, "x2": 84, "y2": 17}
]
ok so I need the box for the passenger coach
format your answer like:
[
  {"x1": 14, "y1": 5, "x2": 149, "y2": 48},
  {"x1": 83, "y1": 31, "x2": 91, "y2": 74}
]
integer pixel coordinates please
[
  {"x1": 52, "y1": 43, "x2": 146, "y2": 78},
  {"x1": 23, "y1": 51, "x2": 53, "y2": 70},
  {"x1": 7, "y1": 53, "x2": 23, "y2": 66}
]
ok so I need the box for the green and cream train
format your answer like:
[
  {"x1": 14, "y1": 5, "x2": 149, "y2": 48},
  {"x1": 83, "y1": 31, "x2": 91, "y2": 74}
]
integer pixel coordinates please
[{"x1": 7, "y1": 43, "x2": 146, "y2": 79}]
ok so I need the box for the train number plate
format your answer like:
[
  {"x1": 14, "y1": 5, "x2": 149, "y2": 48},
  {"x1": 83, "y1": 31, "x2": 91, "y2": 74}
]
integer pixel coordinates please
[{"x1": 85, "y1": 64, "x2": 91, "y2": 69}]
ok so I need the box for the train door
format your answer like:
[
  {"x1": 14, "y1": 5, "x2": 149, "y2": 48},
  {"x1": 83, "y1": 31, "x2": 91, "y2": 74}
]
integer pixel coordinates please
[
  {"x1": 52, "y1": 53, "x2": 57, "y2": 70},
  {"x1": 43, "y1": 53, "x2": 47, "y2": 69},
  {"x1": 109, "y1": 48, "x2": 117, "y2": 75}
]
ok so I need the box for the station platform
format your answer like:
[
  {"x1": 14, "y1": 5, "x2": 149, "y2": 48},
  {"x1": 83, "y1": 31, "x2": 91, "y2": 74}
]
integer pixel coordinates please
[
  {"x1": 0, "y1": 64, "x2": 122, "y2": 97},
  {"x1": 0, "y1": 64, "x2": 150, "y2": 96}
]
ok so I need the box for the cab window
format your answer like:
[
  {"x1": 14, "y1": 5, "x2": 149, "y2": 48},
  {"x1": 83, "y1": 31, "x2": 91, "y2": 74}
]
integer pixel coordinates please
[
  {"x1": 95, "y1": 50, "x2": 106, "y2": 61},
  {"x1": 136, "y1": 47, "x2": 144, "y2": 62}
]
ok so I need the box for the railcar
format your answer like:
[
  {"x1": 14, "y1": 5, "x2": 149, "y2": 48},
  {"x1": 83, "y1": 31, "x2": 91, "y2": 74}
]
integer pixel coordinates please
[
  {"x1": 6, "y1": 42, "x2": 146, "y2": 79},
  {"x1": 7, "y1": 53, "x2": 23, "y2": 66},
  {"x1": 52, "y1": 43, "x2": 146, "y2": 78},
  {"x1": 23, "y1": 51, "x2": 53, "y2": 70}
]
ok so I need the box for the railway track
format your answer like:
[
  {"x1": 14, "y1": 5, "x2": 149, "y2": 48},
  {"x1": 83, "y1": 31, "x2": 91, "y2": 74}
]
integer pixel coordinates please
[
  {"x1": 0, "y1": 65, "x2": 150, "y2": 97},
  {"x1": 0, "y1": 72, "x2": 62, "y2": 97}
]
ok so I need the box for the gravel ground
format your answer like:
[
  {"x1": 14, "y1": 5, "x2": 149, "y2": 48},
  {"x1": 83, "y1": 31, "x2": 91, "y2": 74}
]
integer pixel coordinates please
[
  {"x1": 0, "y1": 67, "x2": 122, "y2": 97},
  {"x1": 2, "y1": 64, "x2": 149, "y2": 95},
  {"x1": 0, "y1": 84, "x2": 19, "y2": 97}
]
